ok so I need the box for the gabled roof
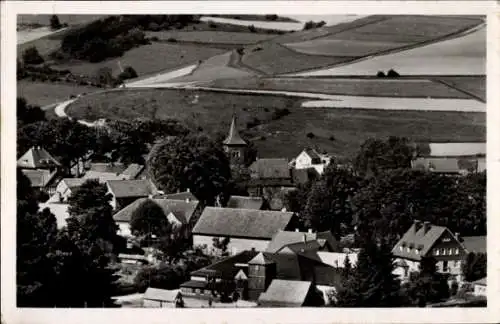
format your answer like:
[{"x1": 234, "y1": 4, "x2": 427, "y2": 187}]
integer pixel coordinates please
[
  {"x1": 17, "y1": 146, "x2": 61, "y2": 169},
  {"x1": 226, "y1": 196, "x2": 264, "y2": 210},
  {"x1": 162, "y1": 191, "x2": 198, "y2": 202},
  {"x1": 223, "y1": 115, "x2": 247, "y2": 146},
  {"x1": 266, "y1": 230, "x2": 339, "y2": 253},
  {"x1": 192, "y1": 207, "x2": 295, "y2": 239},
  {"x1": 461, "y1": 236, "x2": 486, "y2": 254},
  {"x1": 249, "y1": 252, "x2": 275, "y2": 265},
  {"x1": 22, "y1": 169, "x2": 58, "y2": 188},
  {"x1": 83, "y1": 171, "x2": 128, "y2": 182},
  {"x1": 107, "y1": 179, "x2": 156, "y2": 198},
  {"x1": 60, "y1": 178, "x2": 87, "y2": 190},
  {"x1": 113, "y1": 197, "x2": 199, "y2": 224},
  {"x1": 89, "y1": 162, "x2": 127, "y2": 174},
  {"x1": 300, "y1": 251, "x2": 359, "y2": 268},
  {"x1": 190, "y1": 250, "x2": 259, "y2": 280},
  {"x1": 392, "y1": 222, "x2": 461, "y2": 261},
  {"x1": 303, "y1": 148, "x2": 322, "y2": 160},
  {"x1": 119, "y1": 164, "x2": 145, "y2": 179},
  {"x1": 258, "y1": 280, "x2": 312, "y2": 307},
  {"x1": 144, "y1": 288, "x2": 181, "y2": 302},
  {"x1": 472, "y1": 277, "x2": 486, "y2": 286},
  {"x1": 249, "y1": 158, "x2": 291, "y2": 179}
]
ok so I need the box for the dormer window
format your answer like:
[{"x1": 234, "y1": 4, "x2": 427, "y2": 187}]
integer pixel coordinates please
[
  {"x1": 415, "y1": 249, "x2": 419, "y2": 255},
  {"x1": 435, "y1": 249, "x2": 440, "y2": 256},
  {"x1": 399, "y1": 246, "x2": 403, "y2": 251},
  {"x1": 406, "y1": 247, "x2": 411, "y2": 253},
  {"x1": 455, "y1": 248, "x2": 460, "y2": 255}
]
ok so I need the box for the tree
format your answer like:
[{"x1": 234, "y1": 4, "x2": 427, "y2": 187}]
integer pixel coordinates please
[
  {"x1": 354, "y1": 136, "x2": 414, "y2": 177},
  {"x1": 17, "y1": 97, "x2": 46, "y2": 127},
  {"x1": 134, "y1": 264, "x2": 187, "y2": 292},
  {"x1": 22, "y1": 46, "x2": 44, "y2": 65},
  {"x1": 336, "y1": 239, "x2": 404, "y2": 307},
  {"x1": 147, "y1": 134, "x2": 231, "y2": 206},
  {"x1": 387, "y1": 69, "x2": 400, "y2": 78},
  {"x1": 212, "y1": 237, "x2": 230, "y2": 256},
  {"x1": 130, "y1": 199, "x2": 171, "y2": 238},
  {"x1": 462, "y1": 252, "x2": 487, "y2": 282},
  {"x1": 95, "y1": 67, "x2": 116, "y2": 86},
  {"x1": 50, "y1": 15, "x2": 62, "y2": 30},
  {"x1": 118, "y1": 66, "x2": 138, "y2": 81},
  {"x1": 404, "y1": 256, "x2": 450, "y2": 306}
]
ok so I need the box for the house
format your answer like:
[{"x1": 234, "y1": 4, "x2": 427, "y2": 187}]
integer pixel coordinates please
[
  {"x1": 192, "y1": 207, "x2": 298, "y2": 255},
  {"x1": 106, "y1": 179, "x2": 157, "y2": 211},
  {"x1": 265, "y1": 230, "x2": 340, "y2": 254},
  {"x1": 392, "y1": 220, "x2": 469, "y2": 282},
  {"x1": 472, "y1": 277, "x2": 486, "y2": 296},
  {"x1": 119, "y1": 163, "x2": 147, "y2": 180},
  {"x1": 113, "y1": 197, "x2": 202, "y2": 237},
  {"x1": 225, "y1": 196, "x2": 266, "y2": 210},
  {"x1": 222, "y1": 115, "x2": 248, "y2": 166},
  {"x1": 143, "y1": 288, "x2": 183, "y2": 308},
  {"x1": 17, "y1": 146, "x2": 61, "y2": 195},
  {"x1": 411, "y1": 157, "x2": 483, "y2": 175},
  {"x1": 257, "y1": 280, "x2": 322, "y2": 307},
  {"x1": 52, "y1": 178, "x2": 87, "y2": 202},
  {"x1": 159, "y1": 189, "x2": 198, "y2": 202},
  {"x1": 289, "y1": 148, "x2": 332, "y2": 175},
  {"x1": 247, "y1": 158, "x2": 294, "y2": 199}
]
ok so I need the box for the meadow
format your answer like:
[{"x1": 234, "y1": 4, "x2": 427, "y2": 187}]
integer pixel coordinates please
[
  {"x1": 145, "y1": 31, "x2": 276, "y2": 45},
  {"x1": 17, "y1": 80, "x2": 98, "y2": 107},
  {"x1": 436, "y1": 76, "x2": 486, "y2": 102}
]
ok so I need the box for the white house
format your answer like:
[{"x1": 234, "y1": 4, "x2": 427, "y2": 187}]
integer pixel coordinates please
[{"x1": 289, "y1": 148, "x2": 332, "y2": 175}]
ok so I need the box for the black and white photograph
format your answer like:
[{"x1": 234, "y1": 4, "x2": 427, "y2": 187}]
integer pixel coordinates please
[{"x1": 2, "y1": 2, "x2": 498, "y2": 322}]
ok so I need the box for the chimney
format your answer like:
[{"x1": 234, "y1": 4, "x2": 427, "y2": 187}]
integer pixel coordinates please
[
  {"x1": 186, "y1": 198, "x2": 191, "y2": 203},
  {"x1": 281, "y1": 207, "x2": 287, "y2": 212},
  {"x1": 423, "y1": 221, "x2": 431, "y2": 234},
  {"x1": 413, "y1": 219, "x2": 422, "y2": 233},
  {"x1": 295, "y1": 228, "x2": 299, "y2": 232},
  {"x1": 186, "y1": 188, "x2": 190, "y2": 193},
  {"x1": 455, "y1": 232, "x2": 461, "y2": 241},
  {"x1": 308, "y1": 228, "x2": 313, "y2": 234}
]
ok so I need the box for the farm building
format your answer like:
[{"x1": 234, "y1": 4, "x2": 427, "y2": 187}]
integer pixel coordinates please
[
  {"x1": 265, "y1": 230, "x2": 340, "y2": 254},
  {"x1": 472, "y1": 277, "x2": 487, "y2": 297},
  {"x1": 411, "y1": 157, "x2": 484, "y2": 175},
  {"x1": 416, "y1": 142, "x2": 486, "y2": 157},
  {"x1": 113, "y1": 197, "x2": 201, "y2": 237},
  {"x1": 52, "y1": 178, "x2": 87, "y2": 202},
  {"x1": 143, "y1": 288, "x2": 183, "y2": 308},
  {"x1": 257, "y1": 280, "x2": 322, "y2": 307},
  {"x1": 106, "y1": 179, "x2": 158, "y2": 211},
  {"x1": 289, "y1": 148, "x2": 332, "y2": 175},
  {"x1": 18, "y1": 146, "x2": 62, "y2": 195},
  {"x1": 192, "y1": 207, "x2": 299, "y2": 255},
  {"x1": 247, "y1": 158, "x2": 295, "y2": 202}
]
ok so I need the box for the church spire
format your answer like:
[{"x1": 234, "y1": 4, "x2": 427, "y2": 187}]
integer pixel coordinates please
[{"x1": 223, "y1": 114, "x2": 247, "y2": 146}]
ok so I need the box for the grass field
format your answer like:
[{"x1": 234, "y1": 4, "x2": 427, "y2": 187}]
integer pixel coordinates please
[
  {"x1": 294, "y1": 27, "x2": 485, "y2": 76},
  {"x1": 207, "y1": 77, "x2": 474, "y2": 99},
  {"x1": 17, "y1": 80, "x2": 98, "y2": 107},
  {"x1": 436, "y1": 76, "x2": 486, "y2": 102},
  {"x1": 54, "y1": 43, "x2": 227, "y2": 78},
  {"x1": 65, "y1": 88, "x2": 485, "y2": 159},
  {"x1": 285, "y1": 39, "x2": 412, "y2": 57},
  {"x1": 146, "y1": 30, "x2": 276, "y2": 45},
  {"x1": 18, "y1": 15, "x2": 107, "y2": 27}
]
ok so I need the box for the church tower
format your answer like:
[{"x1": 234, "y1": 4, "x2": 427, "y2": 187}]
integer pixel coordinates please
[
  {"x1": 247, "y1": 252, "x2": 276, "y2": 301},
  {"x1": 223, "y1": 115, "x2": 247, "y2": 165}
]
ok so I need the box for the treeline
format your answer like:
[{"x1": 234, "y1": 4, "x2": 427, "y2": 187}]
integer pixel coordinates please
[{"x1": 53, "y1": 15, "x2": 199, "y2": 62}]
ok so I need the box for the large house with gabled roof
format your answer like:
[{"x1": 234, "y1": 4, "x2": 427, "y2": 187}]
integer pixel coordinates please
[{"x1": 17, "y1": 146, "x2": 62, "y2": 195}]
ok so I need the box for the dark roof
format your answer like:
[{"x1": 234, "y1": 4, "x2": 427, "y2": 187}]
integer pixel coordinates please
[
  {"x1": 258, "y1": 280, "x2": 312, "y2": 307},
  {"x1": 17, "y1": 146, "x2": 61, "y2": 169},
  {"x1": 83, "y1": 171, "x2": 128, "y2": 182},
  {"x1": 106, "y1": 179, "x2": 156, "y2": 198},
  {"x1": 461, "y1": 236, "x2": 486, "y2": 254},
  {"x1": 190, "y1": 250, "x2": 259, "y2": 280},
  {"x1": 22, "y1": 169, "x2": 58, "y2": 188},
  {"x1": 249, "y1": 158, "x2": 291, "y2": 179},
  {"x1": 192, "y1": 207, "x2": 295, "y2": 239},
  {"x1": 89, "y1": 162, "x2": 127, "y2": 174},
  {"x1": 144, "y1": 288, "x2": 180, "y2": 302},
  {"x1": 180, "y1": 280, "x2": 208, "y2": 289},
  {"x1": 113, "y1": 198, "x2": 199, "y2": 224},
  {"x1": 61, "y1": 178, "x2": 87, "y2": 190},
  {"x1": 223, "y1": 115, "x2": 247, "y2": 146},
  {"x1": 120, "y1": 164, "x2": 145, "y2": 179},
  {"x1": 266, "y1": 231, "x2": 339, "y2": 253},
  {"x1": 303, "y1": 148, "x2": 321, "y2": 161},
  {"x1": 392, "y1": 222, "x2": 459, "y2": 261},
  {"x1": 472, "y1": 277, "x2": 486, "y2": 286},
  {"x1": 311, "y1": 265, "x2": 343, "y2": 287},
  {"x1": 163, "y1": 191, "x2": 198, "y2": 202},
  {"x1": 226, "y1": 196, "x2": 264, "y2": 210}
]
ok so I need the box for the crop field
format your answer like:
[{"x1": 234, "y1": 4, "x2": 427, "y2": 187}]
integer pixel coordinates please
[
  {"x1": 293, "y1": 27, "x2": 485, "y2": 77},
  {"x1": 54, "y1": 43, "x2": 227, "y2": 79},
  {"x1": 145, "y1": 31, "x2": 276, "y2": 45},
  {"x1": 207, "y1": 77, "x2": 474, "y2": 99},
  {"x1": 436, "y1": 76, "x2": 486, "y2": 102},
  {"x1": 65, "y1": 88, "x2": 485, "y2": 160},
  {"x1": 17, "y1": 80, "x2": 98, "y2": 107},
  {"x1": 240, "y1": 42, "x2": 353, "y2": 75}
]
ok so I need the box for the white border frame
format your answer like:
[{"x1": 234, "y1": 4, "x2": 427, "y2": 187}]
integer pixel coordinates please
[{"x1": 2, "y1": 2, "x2": 500, "y2": 324}]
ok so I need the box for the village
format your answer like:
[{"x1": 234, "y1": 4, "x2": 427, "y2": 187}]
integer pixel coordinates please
[{"x1": 17, "y1": 114, "x2": 487, "y2": 308}]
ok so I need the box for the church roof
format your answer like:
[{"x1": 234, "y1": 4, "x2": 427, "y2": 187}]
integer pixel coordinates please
[{"x1": 223, "y1": 115, "x2": 247, "y2": 146}]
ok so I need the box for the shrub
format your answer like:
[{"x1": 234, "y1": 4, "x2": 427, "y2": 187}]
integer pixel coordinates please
[
  {"x1": 118, "y1": 66, "x2": 138, "y2": 81},
  {"x1": 303, "y1": 20, "x2": 326, "y2": 30},
  {"x1": 376, "y1": 71, "x2": 386, "y2": 77},
  {"x1": 150, "y1": 36, "x2": 159, "y2": 41},
  {"x1": 50, "y1": 15, "x2": 62, "y2": 30},
  {"x1": 329, "y1": 135, "x2": 335, "y2": 141},
  {"x1": 252, "y1": 47, "x2": 263, "y2": 52},
  {"x1": 148, "y1": 22, "x2": 161, "y2": 31},
  {"x1": 265, "y1": 14, "x2": 278, "y2": 21},
  {"x1": 167, "y1": 37, "x2": 177, "y2": 43},
  {"x1": 306, "y1": 132, "x2": 315, "y2": 138},
  {"x1": 248, "y1": 25, "x2": 257, "y2": 33},
  {"x1": 22, "y1": 46, "x2": 44, "y2": 65},
  {"x1": 271, "y1": 108, "x2": 290, "y2": 120},
  {"x1": 387, "y1": 69, "x2": 400, "y2": 78},
  {"x1": 209, "y1": 22, "x2": 217, "y2": 29},
  {"x1": 236, "y1": 48, "x2": 245, "y2": 55}
]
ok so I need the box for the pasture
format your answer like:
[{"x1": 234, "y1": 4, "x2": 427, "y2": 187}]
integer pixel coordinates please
[
  {"x1": 17, "y1": 80, "x2": 98, "y2": 107},
  {"x1": 207, "y1": 77, "x2": 475, "y2": 99},
  {"x1": 65, "y1": 88, "x2": 485, "y2": 160},
  {"x1": 285, "y1": 39, "x2": 412, "y2": 57},
  {"x1": 146, "y1": 31, "x2": 276, "y2": 45},
  {"x1": 54, "y1": 43, "x2": 227, "y2": 79},
  {"x1": 294, "y1": 27, "x2": 485, "y2": 76}
]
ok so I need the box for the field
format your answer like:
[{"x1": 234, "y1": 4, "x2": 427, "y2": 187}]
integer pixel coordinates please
[
  {"x1": 436, "y1": 76, "x2": 486, "y2": 102},
  {"x1": 295, "y1": 27, "x2": 485, "y2": 76},
  {"x1": 54, "y1": 43, "x2": 227, "y2": 78},
  {"x1": 65, "y1": 88, "x2": 485, "y2": 160},
  {"x1": 145, "y1": 31, "x2": 276, "y2": 45},
  {"x1": 17, "y1": 80, "x2": 98, "y2": 107},
  {"x1": 18, "y1": 15, "x2": 107, "y2": 27},
  {"x1": 285, "y1": 39, "x2": 412, "y2": 57},
  {"x1": 207, "y1": 77, "x2": 475, "y2": 99}
]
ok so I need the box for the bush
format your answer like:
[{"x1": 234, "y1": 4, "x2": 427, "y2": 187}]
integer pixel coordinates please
[
  {"x1": 167, "y1": 37, "x2": 177, "y2": 43},
  {"x1": 303, "y1": 20, "x2": 326, "y2": 30},
  {"x1": 329, "y1": 135, "x2": 335, "y2": 141},
  {"x1": 248, "y1": 25, "x2": 257, "y2": 33},
  {"x1": 22, "y1": 46, "x2": 44, "y2": 65},
  {"x1": 148, "y1": 22, "x2": 161, "y2": 31},
  {"x1": 306, "y1": 132, "x2": 315, "y2": 138},
  {"x1": 236, "y1": 48, "x2": 244, "y2": 55},
  {"x1": 118, "y1": 66, "x2": 138, "y2": 81},
  {"x1": 150, "y1": 36, "x2": 159, "y2": 42},
  {"x1": 252, "y1": 47, "x2": 263, "y2": 52},
  {"x1": 271, "y1": 108, "x2": 290, "y2": 120},
  {"x1": 376, "y1": 71, "x2": 386, "y2": 77},
  {"x1": 387, "y1": 69, "x2": 400, "y2": 78},
  {"x1": 209, "y1": 22, "x2": 217, "y2": 29},
  {"x1": 50, "y1": 15, "x2": 62, "y2": 30},
  {"x1": 265, "y1": 14, "x2": 278, "y2": 21}
]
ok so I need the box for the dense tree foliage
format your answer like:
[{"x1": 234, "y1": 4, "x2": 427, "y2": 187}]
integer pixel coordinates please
[
  {"x1": 17, "y1": 97, "x2": 46, "y2": 127},
  {"x1": 22, "y1": 46, "x2": 44, "y2": 65},
  {"x1": 50, "y1": 15, "x2": 62, "y2": 30},
  {"x1": 130, "y1": 199, "x2": 172, "y2": 238},
  {"x1": 462, "y1": 252, "x2": 487, "y2": 282},
  {"x1": 354, "y1": 136, "x2": 414, "y2": 177},
  {"x1": 403, "y1": 257, "x2": 450, "y2": 306},
  {"x1": 147, "y1": 134, "x2": 231, "y2": 206}
]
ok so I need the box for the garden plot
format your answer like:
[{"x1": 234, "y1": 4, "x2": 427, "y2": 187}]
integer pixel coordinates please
[
  {"x1": 293, "y1": 27, "x2": 485, "y2": 76},
  {"x1": 301, "y1": 96, "x2": 485, "y2": 112},
  {"x1": 208, "y1": 77, "x2": 473, "y2": 99}
]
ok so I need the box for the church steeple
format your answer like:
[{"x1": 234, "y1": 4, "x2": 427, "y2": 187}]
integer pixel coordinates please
[
  {"x1": 223, "y1": 115, "x2": 247, "y2": 165},
  {"x1": 223, "y1": 115, "x2": 247, "y2": 146}
]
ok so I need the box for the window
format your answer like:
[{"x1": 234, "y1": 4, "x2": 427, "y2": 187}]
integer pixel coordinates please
[
  {"x1": 399, "y1": 246, "x2": 403, "y2": 251},
  {"x1": 232, "y1": 151, "x2": 240, "y2": 158},
  {"x1": 191, "y1": 288, "x2": 196, "y2": 293},
  {"x1": 415, "y1": 249, "x2": 419, "y2": 255},
  {"x1": 441, "y1": 248, "x2": 445, "y2": 255},
  {"x1": 443, "y1": 261, "x2": 449, "y2": 272},
  {"x1": 455, "y1": 248, "x2": 460, "y2": 255},
  {"x1": 435, "y1": 249, "x2": 440, "y2": 256},
  {"x1": 448, "y1": 248, "x2": 453, "y2": 255},
  {"x1": 407, "y1": 247, "x2": 411, "y2": 253}
]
